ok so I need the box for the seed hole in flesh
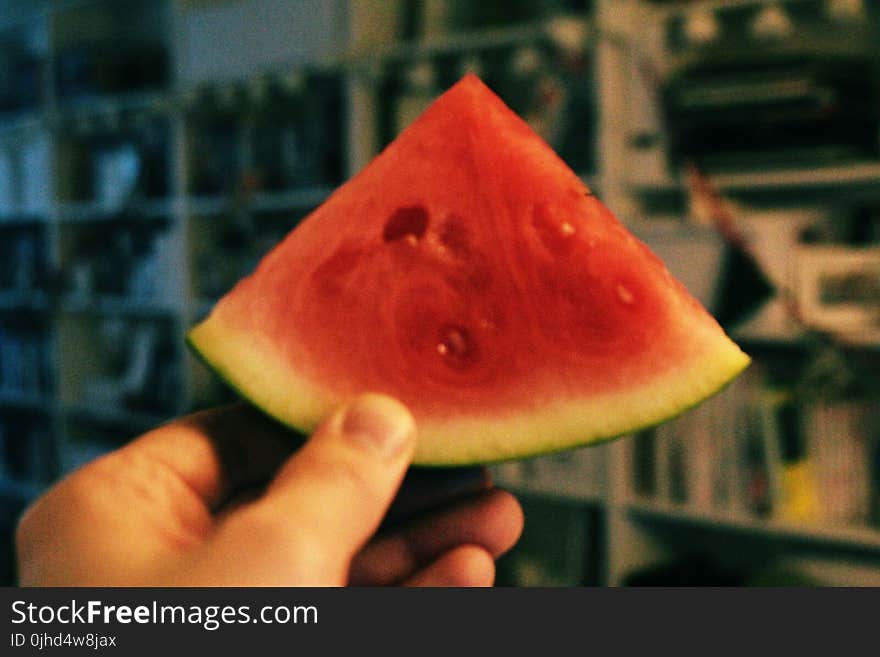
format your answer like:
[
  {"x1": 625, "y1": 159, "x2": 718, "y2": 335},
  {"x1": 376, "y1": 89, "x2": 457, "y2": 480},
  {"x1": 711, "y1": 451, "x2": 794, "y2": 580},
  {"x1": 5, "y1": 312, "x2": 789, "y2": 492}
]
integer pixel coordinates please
[
  {"x1": 436, "y1": 324, "x2": 475, "y2": 369},
  {"x1": 384, "y1": 205, "x2": 429, "y2": 243},
  {"x1": 311, "y1": 242, "x2": 364, "y2": 296},
  {"x1": 531, "y1": 203, "x2": 576, "y2": 254},
  {"x1": 437, "y1": 213, "x2": 471, "y2": 258},
  {"x1": 616, "y1": 283, "x2": 635, "y2": 305}
]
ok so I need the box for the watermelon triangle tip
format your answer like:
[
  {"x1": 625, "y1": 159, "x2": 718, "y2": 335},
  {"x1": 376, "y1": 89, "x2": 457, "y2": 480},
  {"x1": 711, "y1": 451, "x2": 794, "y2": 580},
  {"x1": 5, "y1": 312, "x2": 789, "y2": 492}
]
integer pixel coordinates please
[
  {"x1": 447, "y1": 72, "x2": 498, "y2": 104},
  {"x1": 459, "y1": 71, "x2": 486, "y2": 87}
]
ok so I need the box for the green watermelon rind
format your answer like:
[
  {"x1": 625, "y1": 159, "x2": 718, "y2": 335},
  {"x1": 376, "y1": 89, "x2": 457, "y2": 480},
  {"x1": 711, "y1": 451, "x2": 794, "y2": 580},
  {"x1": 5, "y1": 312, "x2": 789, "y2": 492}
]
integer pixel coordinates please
[{"x1": 186, "y1": 318, "x2": 750, "y2": 466}]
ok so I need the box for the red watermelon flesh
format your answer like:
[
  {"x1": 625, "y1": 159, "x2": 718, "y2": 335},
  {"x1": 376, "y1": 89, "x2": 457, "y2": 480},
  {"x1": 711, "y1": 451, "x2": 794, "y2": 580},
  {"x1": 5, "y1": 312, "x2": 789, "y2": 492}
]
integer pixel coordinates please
[{"x1": 188, "y1": 74, "x2": 750, "y2": 465}]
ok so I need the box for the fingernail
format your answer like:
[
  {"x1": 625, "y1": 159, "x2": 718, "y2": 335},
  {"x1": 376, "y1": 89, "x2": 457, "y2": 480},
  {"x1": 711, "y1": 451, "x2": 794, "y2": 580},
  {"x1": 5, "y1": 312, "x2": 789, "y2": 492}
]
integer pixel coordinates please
[{"x1": 340, "y1": 394, "x2": 415, "y2": 460}]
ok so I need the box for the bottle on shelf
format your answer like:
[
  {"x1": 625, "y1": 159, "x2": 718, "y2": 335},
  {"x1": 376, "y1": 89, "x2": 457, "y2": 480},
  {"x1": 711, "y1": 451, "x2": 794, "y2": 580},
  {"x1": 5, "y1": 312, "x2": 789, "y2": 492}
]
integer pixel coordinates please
[
  {"x1": 496, "y1": 17, "x2": 596, "y2": 176},
  {"x1": 77, "y1": 317, "x2": 181, "y2": 418},
  {"x1": 53, "y1": 0, "x2": 170, "y2": 104},
  {"x1": 59, "y1": 215, "x2": 172, "y2": 305},
  {"x1": 247, "y1": 70, "x2": 345, "y2": 193},
  {"x1": 0, "y1": 414, "x2": 49, "y2": 483},
  {"x1": 0, "y1": 318, "x2": 52, "y2": 399},
  {"x1": 870, "y1": 429, "x2": 880, "y2": 528},
  {"x1": 395, "y1": 60, "x2": 439, "y2": 138},
  {"x1": 0, "y1": 22, "x2": 46, "y2": 116},
  {"x1": 186, "y1": 84, "x2": 247, "y2": 196},
  {"x1": 249, "y1": 74, "x2": 308, "y2": 193}
]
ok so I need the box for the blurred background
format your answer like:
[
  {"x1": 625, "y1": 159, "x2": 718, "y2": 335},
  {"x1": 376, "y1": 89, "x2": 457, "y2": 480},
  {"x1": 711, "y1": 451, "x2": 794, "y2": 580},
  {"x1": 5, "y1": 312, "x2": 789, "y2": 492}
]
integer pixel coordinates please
[{"x1": 1, "y1": 0, "x2": 879, "y2": 586}]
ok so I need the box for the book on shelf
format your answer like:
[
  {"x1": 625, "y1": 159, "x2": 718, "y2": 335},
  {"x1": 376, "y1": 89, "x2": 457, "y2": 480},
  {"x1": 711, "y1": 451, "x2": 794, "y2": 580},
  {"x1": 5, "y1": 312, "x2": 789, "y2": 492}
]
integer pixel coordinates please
[
  {"x1": 0, "y1": 415, "x2": 47, "y2": 483},
  {"x1": 394, "y1": 62, "x2": 438, "y2": 138},
  {"x1": 744, "y1": 388, "x2": 824, "y2": 524},
  {"x1": 625, "y1": 363, "x2": 878, "y2": 531},
  {"x1": 740, "y1": 387, "x2": 875, "y2": 527},
  {"x1": 19, "y1": 133, "x2": 52, "y2": 218},
  {"x1": 642, "y1": 368, "x2": 754, "y2": 513},
  {"x1": 494, "y1": 444, "x2": 604, "y2": 500},
  {"x1": 0, "y1": 149, "x2": 16, "y2": 217},
  {"x1": 0, "y1": 229, "x2": 46, "y2": 292},
  {"x1": 807, "y1": 400, "x2": 872, "y2": 526},
  {"x1": 871, "y1": 432, "x2": 880, "y2": 528},
  {"x1": 77, "y1": 318, "x2": 181, "y2": 418},
  {"x1": 496, "y1": 498, "x2": 595, "y2": 587},
  {"x1": 0, "y1": 327, "x2": 51, "y2": 398},
  {"x1": 685, "y1": 402, "x2": 715, "y2": 510},
  {"x1": 632, "y1": 428, "x2": 658, "y2": 498}
]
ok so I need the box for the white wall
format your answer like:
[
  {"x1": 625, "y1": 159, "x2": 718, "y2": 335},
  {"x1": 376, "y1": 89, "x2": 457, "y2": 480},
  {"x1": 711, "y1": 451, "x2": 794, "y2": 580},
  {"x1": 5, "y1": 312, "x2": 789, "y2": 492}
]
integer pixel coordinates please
[{"x1": 176, "y1": 0, "x2": 349, "y2": 84}]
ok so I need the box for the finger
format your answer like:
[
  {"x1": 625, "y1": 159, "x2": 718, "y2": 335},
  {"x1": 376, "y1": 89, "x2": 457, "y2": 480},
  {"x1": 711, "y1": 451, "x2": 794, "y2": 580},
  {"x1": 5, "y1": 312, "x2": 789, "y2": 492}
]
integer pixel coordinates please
[
  {"x1": 191, "y1": 394, "x2": 416, "y2": 585},
  {"x1": 16, "y1": 403, "x2": 299, "y2": 585},
  {"x1": 124, "y1": 403, "x2": 299, "y2": 510},
  {"x1": 402, "y1": 545, "x2": 495, "y2": 587},
  {"x1": 350, "y1": 488, "x2": 523, "y2": 586},
  {"x1": 382, "y1": 466, "x2": 491, "y2": 529}
]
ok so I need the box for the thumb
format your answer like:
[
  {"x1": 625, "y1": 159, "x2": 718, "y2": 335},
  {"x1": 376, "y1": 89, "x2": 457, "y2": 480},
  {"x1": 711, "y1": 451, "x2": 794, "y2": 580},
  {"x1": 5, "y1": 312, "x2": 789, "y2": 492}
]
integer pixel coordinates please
[
  {"x1": 265, "y1": 393, "x2": 417, "y2": 550},
  {"x1": 190, "y1": 394, "x2": 416, "y2": 585}
]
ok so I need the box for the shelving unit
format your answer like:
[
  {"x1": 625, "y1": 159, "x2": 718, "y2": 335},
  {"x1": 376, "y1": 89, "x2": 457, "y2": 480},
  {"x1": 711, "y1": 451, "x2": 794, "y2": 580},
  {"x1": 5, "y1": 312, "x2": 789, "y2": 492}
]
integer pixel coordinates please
[
  {"x1": 1, "y1": 0, "x2": 878, "y2": 586},
  {"x1": 0, "y1": 0, "x2": 351, "y2": 517},
  {"x1": 497, "y1": 0, "x2": 880, "y2": 586},
  {"x1": 627, "y1": 498, "x2": 880, "y2": 553}
]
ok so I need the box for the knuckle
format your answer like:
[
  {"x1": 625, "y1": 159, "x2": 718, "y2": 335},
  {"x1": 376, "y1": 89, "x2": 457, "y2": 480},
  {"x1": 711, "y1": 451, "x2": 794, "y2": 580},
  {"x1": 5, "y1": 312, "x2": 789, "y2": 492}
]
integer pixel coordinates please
[
  {"x1": 14, "y1": 504, "x2": 37, "y2": 555},
  {"x1": 13, "y1": 472, "x2": 96, "y2": 577},
  {"x1": 306, "y1": 453, "x2": 384, "y2": 506},
  {"x1": 226, "y1": 506, "x2": 332, "y2": 573}
]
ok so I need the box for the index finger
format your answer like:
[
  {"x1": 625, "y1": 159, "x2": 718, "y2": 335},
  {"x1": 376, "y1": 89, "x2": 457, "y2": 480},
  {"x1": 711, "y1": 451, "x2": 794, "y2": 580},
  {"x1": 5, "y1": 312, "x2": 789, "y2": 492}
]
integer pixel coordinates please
[{"x1": 129, "y1": 403, "x2": 301, "y2": 510}]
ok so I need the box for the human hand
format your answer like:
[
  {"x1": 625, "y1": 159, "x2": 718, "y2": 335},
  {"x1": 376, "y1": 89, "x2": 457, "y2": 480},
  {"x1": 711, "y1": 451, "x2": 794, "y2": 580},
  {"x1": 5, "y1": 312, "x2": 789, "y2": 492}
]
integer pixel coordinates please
[{"x1": 16, "y1": 394, "x2": 523, "y2": 586}]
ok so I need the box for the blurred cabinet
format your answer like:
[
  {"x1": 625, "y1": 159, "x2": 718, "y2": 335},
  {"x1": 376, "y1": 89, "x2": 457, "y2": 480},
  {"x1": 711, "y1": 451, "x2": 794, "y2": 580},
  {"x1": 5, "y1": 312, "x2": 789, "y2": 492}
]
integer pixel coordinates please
[
  {"x1": 348, "y1": 0, "x2": 880, "y2": 585},
  {"x1": 521, "y1": 0, "x2": 880, "y2": 586},
  {"x1": 0, "y1": 0, "x2": 353, "y2": 571}
]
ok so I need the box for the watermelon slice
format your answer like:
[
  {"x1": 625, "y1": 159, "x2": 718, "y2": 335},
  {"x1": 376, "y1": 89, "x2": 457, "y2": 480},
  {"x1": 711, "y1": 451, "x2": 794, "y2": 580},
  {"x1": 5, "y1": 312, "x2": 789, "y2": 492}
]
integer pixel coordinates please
[{"x1": 188, "y1": 74, "x2": 749, "y2": 465}]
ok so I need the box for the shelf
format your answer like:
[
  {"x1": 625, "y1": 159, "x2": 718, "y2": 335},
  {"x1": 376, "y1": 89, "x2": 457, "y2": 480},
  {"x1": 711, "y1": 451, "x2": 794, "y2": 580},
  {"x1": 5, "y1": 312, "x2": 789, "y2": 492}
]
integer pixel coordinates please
[
  {"x1": 0, "y1": 215, "x2": 50, "y2": 227},
  {"x1": 504, "y1": 480, "x2": 605, "y2": 505},
  {"x1": 734, "y1": 328, "x2": 880, "y2": 351},
  {"x1": 2, "y1": 93, "x2": 172, "y2": 138},
  {"x1": 187, "y1": 196, "x2": 229, "y2": 216},
  {"x1": 730, "y1": 311, "x2": 809, "y2": 347},
  {"x1": 249, "y1": 187, "x2": 335, "y2": 213},
  {"x1": 0, "y1": 475, "x2": 43, "y2": 502},
  {"x1": 57, "y1": 199, "x2": 173, "y2": 222},
  {"x1": 61, "y1": 295, "x2": 178, "y2": 318},
  {"x1": 0, "y1": 111, "x2": 45, "y2": 138},
  {"x1": 1, "y1": 291, "x2": 181, "y2": 318},
  {"x1": 731, "y1": 315, "x2": 880, "y2": 350},
  {"x1": 187, "y1": 187, "x2": 335, "y2": 216},
  {"x1": 629, "y1": 161, "x2": 880, "y2": 195},
  {"x1": 492, "y1": 468, "x2": 604, "y2": 505},
  {"x1": 0, "y1": 290, "x2": 50, "y2": 312},
  {"x1": 654, "y1": 0, "x2": 809, "y2": 17},
  {"x1": 54, "y1": 90, "x2": 173, "y2": 122},
  {"x1": 712, "y1": 162, "x2": 880, "y2": 191},
  {"x1": 355, "y1": 20, "x2": 551, "y2": 64},
  {"x1": 628, "y1": 499, "x2": 880, "y2": 552},
  {"x1": 64, "y1": 404, "x2": 172, "y2": 433},
  {"x1": 0, "y1": 391, "x2": 54, "y2": 412}
]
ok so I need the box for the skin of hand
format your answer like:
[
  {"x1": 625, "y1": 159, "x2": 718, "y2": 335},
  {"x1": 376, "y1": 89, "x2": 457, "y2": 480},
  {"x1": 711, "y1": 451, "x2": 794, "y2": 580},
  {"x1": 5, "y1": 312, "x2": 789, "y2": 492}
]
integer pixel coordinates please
[{"x1": 15, "y1": 394, "x2": 524, "y2": 586}]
